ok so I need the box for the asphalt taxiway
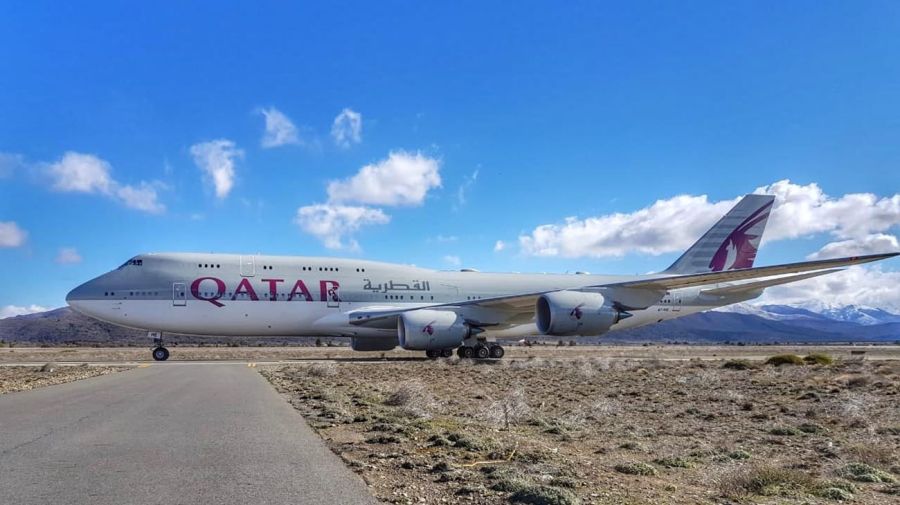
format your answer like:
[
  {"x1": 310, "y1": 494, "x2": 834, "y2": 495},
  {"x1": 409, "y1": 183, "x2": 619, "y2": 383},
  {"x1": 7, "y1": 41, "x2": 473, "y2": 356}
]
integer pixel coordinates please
[{"x1": 0, "y1": 364, "x2": 376, "y2": 505}]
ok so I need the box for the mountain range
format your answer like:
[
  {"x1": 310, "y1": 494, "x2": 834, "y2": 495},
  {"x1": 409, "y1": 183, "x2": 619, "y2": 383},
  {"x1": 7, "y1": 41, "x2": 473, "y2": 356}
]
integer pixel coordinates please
[{"x1": 1, "y1": 304, "x2": 898, "y2": 346}]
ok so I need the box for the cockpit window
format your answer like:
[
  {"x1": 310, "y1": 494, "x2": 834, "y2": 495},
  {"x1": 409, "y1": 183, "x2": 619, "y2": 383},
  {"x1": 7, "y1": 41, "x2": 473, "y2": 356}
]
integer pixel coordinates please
[{"x1": 117, "y1": 258, "x2": 143, "y2": 269}]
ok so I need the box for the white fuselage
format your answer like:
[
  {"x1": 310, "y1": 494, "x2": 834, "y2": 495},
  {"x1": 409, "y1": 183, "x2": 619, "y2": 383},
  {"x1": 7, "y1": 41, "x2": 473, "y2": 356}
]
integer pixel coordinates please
[{"x1": 66, "y1": 253, "x2": 753, "y2": 340}]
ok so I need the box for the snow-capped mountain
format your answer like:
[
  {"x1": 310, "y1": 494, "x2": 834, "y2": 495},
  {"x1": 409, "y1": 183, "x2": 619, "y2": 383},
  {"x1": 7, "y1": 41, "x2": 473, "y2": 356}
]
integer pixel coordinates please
[{"x1": 719, "y1": 303, "x2": 900, "y2": 326}]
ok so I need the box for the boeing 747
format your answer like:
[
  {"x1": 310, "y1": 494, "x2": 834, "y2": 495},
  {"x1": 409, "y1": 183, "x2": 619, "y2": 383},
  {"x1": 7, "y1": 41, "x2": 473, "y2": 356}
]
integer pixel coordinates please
[{"x1": 66, "y1": 194, "x2": 898, "y2": 360}]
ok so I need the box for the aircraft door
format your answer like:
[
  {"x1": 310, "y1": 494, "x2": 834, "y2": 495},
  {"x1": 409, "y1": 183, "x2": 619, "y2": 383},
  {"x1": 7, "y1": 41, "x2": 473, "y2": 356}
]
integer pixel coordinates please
[
  {"x1": 240, "y1": 255, "x2": 255, "y2": 277},
  {"x1": 173, "y1": 282, "x2": 187, "y2": 306},
  {"x1": 325, "y1": 283, "x2": 341, "y2": 308}
]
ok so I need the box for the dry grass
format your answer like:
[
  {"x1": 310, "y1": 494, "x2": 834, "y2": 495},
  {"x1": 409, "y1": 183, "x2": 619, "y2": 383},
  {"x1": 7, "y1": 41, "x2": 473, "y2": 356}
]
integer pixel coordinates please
[{"x1": 262, "y1": 354, "x2": 900, "y2": 504}]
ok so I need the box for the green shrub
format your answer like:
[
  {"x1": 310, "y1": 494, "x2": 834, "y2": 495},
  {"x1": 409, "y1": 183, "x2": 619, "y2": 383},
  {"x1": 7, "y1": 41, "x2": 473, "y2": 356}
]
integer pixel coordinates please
[
  {"x1": 654, "y1": 456, "x2": 694, "y2": 468},
  {"x1": 491, "y1": 476, "x2": 530, "y2": 493},
  {"x1": 614, "y1": 462, "x2": 657, "y2": 476},
  {"x1": 839, "y1": 463, "x2": 896, "y2": 483},
  {"x1": 804, "y1": 353, "x2": 834, "y2": 365},
  {"x1": 722, "y1": 359, "x2": 753, "y2": 370},
  {"x1": 718, "y1": 464, "x2": 815, "y2": 497},
  {"x1": 549, "y1": 477, "x2": 577, "y2": 489},
  {"x1": 766, "y1": 354, "x2": 804, "y2": 366},
  {"x1": 729, "y1": 450, "x2": 751, "y2": 460},
  {"x1": 770, "y1": 426, "x2": 802, "y2": 436},
  {"x1": 819, "y1": 487, "x2": 853, "y2": 500},
  {"x1": 798, "y1": 423, "x2": 826, "y2": 434},
  {"x1": 509, "y1": 485, "x2": 580, "y2": 505}
]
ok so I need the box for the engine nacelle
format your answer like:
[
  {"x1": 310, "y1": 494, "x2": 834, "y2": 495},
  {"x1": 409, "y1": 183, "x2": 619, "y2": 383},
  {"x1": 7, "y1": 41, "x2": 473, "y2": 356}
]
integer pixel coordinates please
[
  {"x1": 398, "y1": 309, "x2": 471, "y2": 350},
  {"x1": 350, "y1": 336, "x2": 398, "y2": 351},
  {"x1": 536, "y1": 290, "x2": 623, "y2": 336}
]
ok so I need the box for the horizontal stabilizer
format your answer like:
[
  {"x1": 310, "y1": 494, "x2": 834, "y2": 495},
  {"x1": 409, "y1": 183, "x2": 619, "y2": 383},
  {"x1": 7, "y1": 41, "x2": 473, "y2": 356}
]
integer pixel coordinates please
[{"x1": 699, "y1": 269, "x2": 842, "y2": 296}]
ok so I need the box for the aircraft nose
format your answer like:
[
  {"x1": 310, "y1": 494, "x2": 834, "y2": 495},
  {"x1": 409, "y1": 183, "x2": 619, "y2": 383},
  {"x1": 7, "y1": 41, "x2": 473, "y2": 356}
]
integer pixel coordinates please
[{"x1": 66, "y1": 280, "x2": 93, "y2": 308}]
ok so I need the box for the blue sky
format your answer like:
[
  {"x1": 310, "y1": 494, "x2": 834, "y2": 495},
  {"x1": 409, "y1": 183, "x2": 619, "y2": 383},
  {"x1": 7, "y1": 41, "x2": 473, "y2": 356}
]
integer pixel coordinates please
[{"x1": 1, "y1": 1, "x2": 899, "y2": 313}]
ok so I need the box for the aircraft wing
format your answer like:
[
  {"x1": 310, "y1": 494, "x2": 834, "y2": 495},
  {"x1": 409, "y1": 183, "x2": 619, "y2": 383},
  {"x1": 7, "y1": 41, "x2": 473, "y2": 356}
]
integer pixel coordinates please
[
  {"x1": 348, "y1": 252, "x2": 897, "y2": 327},
  {"x1": 698, "y1": 269, "x2": 842, "y2": 296},
  {"x1": 602, "y1": 252, "x2": 896, "y2": 291}
]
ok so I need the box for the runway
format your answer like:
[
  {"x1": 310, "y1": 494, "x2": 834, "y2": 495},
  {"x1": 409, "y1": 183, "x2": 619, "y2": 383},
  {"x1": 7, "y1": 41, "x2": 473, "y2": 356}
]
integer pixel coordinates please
[{"x1": 0, "y1": 364, "x2": 376, "y2": 505}]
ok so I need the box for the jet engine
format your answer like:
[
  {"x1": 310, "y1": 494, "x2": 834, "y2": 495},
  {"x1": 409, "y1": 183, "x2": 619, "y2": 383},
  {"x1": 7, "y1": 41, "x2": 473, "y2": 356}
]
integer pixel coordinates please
[
  {"x1": 535, "y1": 290, "x2": 627, "y2": 336},
  {"x1": 351, "y1": 336, "x2": 398, "y2": 351},
  {"x1": 398, "y1": 309, "x2": 472, "y2": 350}
]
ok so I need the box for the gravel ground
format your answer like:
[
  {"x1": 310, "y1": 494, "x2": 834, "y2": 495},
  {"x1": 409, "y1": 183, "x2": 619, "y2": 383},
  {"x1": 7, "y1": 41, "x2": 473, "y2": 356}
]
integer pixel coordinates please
[
  {"x1": 3, "y1": 344, "x2": 899, "y2": 363},
  {"x1": 0, "y1": 364, "x2": 130, "y2": 395},
  {"x1": 262, "y1": 356, "x2": 900, "y2": 505}
]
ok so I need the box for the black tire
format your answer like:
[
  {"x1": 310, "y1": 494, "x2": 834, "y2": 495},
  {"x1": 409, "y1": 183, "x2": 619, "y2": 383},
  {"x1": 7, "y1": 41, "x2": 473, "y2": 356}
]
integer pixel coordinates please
[
  {"x1": 440, "y1": 348, "x2": 453, "y2": 358},
  {"x1": 475, "y1": 345, "x2": 490, "y2": 359},
  {"x1": 489, "y1": 345, "x2": 505, "y2": 359},
  {"x1": 425, "y1": 349, "x2": 439, "y2": 359},
  {"x1": 152, "y1": 347, "x2": 169, "y2": 361},
  {"x1": 460, "y1": 346, "x2": 475, "y2": 359}
]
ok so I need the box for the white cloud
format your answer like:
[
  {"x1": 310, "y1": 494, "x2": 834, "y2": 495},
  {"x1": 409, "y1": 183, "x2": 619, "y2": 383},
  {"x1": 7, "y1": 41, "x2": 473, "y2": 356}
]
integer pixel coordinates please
[
  {"x1": 0, "y1": 221, "x2": 27, "y2": 248},
  {"x1": 331, "y1": 108, "x2": 363, "y2": 148},
  {"x1": 55, "y1": 247, "x2": 82, "y2": 264},
  {"x1": 298, "y1": 150, "x2": 442, "y2": 248},
  {"x1": 455, "y1": 169, "x2": 479, "y2": 209},
  {"x1": 0, "y1": 152, "x2": 25, "y2": 178},
  {"x1": 327, "y1": 150, "x2": 441, "y2": 206},
  {"x1": 258, "y1": 107, "x2": 300, "y2": 148},
  {"x1": 519, "y1": 194, "x2": 736, "y2": 258},
  {"x1": 0, "y1": 304, "x2": 49, "y2": 319},
  {"x1": 190, "y1": 140, "x2": 243, "y2": 199},
  {"x1": 294, "y1": 203, "x2": 389, "y2": 250},
  {"x1": 494, "y1": 240, "x2": 506, "y2": 252},
  {"x1": 807, "y1": 234, "x2": 899, "y2": 260},
  {"x1": 518, "y1": 180, "x2": 900, "y2": 259},
  {"x1": 48, "y1": 151, "x2": 115, "y2": 193},
  {"x1": 755, "y1": 265, "x2": 900, "y2": 313},
  {"x1": 46, "y1": 152, "x2": 164, "y2": 213},
  {"x1": 443, "y1": 255, "x2": 461, "y2": 266},
  {"x1": 757, "y1": 180, "x2": 900, "y2": 241},
  {"x1": 115, "y1": 182, "x2": 165, "y2": 213},
  {"x1": 432, "y1": 234, "x2": 458, "y2": 243}
]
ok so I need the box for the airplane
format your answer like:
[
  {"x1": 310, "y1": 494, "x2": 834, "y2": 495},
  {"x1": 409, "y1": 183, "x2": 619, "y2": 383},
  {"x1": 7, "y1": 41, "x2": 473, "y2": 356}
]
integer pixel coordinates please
[{"x1": 66, "y1": 194, "x2": 898, "y2": 361}]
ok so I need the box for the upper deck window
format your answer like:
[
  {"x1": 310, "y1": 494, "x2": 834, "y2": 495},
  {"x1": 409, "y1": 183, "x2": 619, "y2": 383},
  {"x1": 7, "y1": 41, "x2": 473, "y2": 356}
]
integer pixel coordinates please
[{"x1": 117, "y1": 258, "x2": 143, "y2": 269}]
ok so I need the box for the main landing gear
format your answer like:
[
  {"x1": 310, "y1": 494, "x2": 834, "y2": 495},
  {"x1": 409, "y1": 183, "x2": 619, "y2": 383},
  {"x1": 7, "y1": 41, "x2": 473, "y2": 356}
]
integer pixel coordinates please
[
  {"x1": 150, "y1": 331, "x2": 169, "y2": 361},
  {"x1": 423, "y1": 342, "x2": 505, "y2": 360},
  {"x1": 425, "y1": 348, "x2": 454, "y2": 359},
  {"x1": 457, "y1": 343, "x2": 505, "y2": 359}
]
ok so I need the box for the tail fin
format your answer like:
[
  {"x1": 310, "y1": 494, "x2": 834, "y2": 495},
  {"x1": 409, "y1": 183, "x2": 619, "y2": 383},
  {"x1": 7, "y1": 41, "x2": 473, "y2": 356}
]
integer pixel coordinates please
[{"x1": 664, "y1": 194, "x2": 775, "y2": 274}]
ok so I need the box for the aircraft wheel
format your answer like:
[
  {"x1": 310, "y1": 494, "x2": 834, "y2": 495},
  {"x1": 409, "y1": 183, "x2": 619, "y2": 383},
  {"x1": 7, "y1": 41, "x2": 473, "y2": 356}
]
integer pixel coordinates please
[
  {"x1": 425, "y1": 349, "x2": 440, "y2": 359},
  {"x1": 460, "y1": 346, "x2": 475, "y2": 359},
  {"x1": 489, "y1": 345, "x2": 505, "y2": 359},
  {"x1": 152, "y1": 347, "x2": 170, "y2": 361},
  {"x1": 474, "y1": 345, "x2": 490, "y2": 359},
  {"x1": 440, "y1": 348, "x2": 453, "y2": 358}
]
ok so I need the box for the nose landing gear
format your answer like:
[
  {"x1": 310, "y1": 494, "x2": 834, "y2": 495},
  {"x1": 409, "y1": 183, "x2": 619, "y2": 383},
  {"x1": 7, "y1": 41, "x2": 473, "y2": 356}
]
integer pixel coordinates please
[{"x1": 149, "y1": 331, "x2": 169, "y2": 361}]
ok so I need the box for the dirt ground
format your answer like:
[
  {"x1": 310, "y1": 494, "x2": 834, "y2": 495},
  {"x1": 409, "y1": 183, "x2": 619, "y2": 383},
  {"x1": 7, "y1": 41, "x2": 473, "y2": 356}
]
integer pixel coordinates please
[
  {"x1": 2, "y1": 344, "x2": 899, "y2": 363},
  {"x1": 262, "y1": 355, "x2": 900, "y2": 505},
  {"x1": 0, "y1": 364, "x2": 129, "y2": 395}
]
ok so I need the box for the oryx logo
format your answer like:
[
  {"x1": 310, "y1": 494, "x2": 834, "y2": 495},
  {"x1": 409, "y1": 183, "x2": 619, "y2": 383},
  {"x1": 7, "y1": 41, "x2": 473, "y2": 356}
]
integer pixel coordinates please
[
  {"x1": 569, "y1": 305, "x2": 584, "y2": 320},
  {"x1": 423, "y1": 322, "x2": 435, "y2": 335},
  {"x1": 709, "y1": 200, "x2": 772, "y2": 272}
]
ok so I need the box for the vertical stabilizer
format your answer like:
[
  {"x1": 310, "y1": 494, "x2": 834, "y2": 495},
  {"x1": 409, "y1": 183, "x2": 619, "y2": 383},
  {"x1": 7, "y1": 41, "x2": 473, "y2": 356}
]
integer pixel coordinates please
[{"x1": 664, "y1": 194, "x2": 774, "y2": 274}]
